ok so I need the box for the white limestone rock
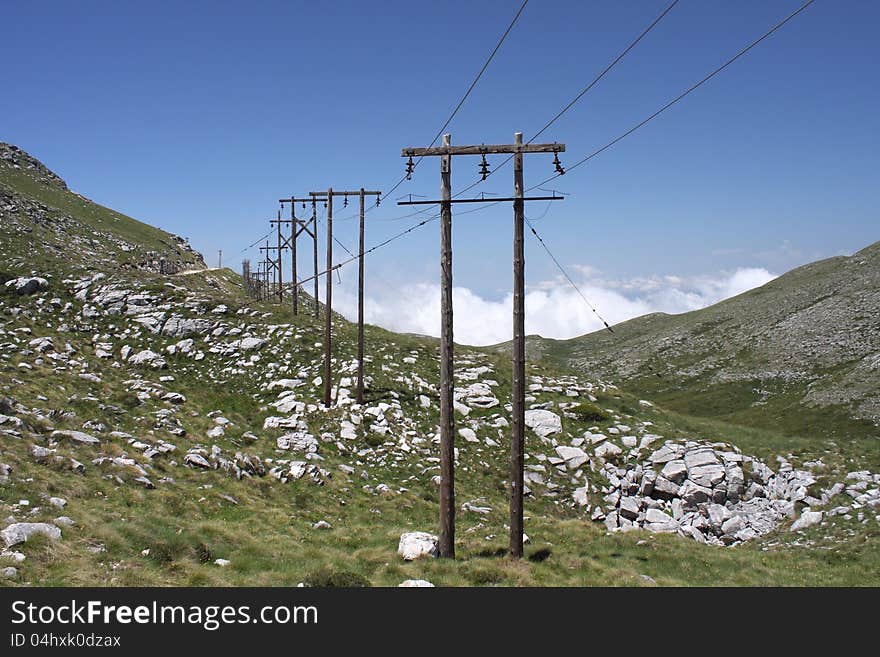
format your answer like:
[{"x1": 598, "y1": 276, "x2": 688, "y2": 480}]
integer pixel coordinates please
[
  {"x1": 2, "y1": 522, "x2": 62, "y2": 548},
  {"x1": 398, "y1": 532, "x2": 439, "y2": 561},
  {"x1": 524, "y1": 409, "x2": 562, "y2": 437}
]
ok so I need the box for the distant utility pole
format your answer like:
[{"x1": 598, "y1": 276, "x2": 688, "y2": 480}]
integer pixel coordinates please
[
  {"x1": 308, "y1": 188, "x2": 381, "y2": 409},
  {"x1": 218, "y1": 249, "x2": 222, "y2": 269},
  {"x1": 278, "y1": 196, "x2": 322, "y2": 318},
  {"x1": 255, "y1": 260, "x2": 268, "y2": 302},
  {"x1": 275, "y1": 209, "x2": 284, "y2": 303},
  {"x1": 269, "y1": 207, "x2": 293, "y2": 305},
  {"x1": 259, "y1": 239, "x2": 282, "y2": 302},
  {"x1": 242, "y1": 259, "x2": 251, "y2": 295},
  {"x1": 400, "y1": 132, "x2": 566, "y2": 559},
  {"x1": 355, "y1": 188, "x2": 382, "y2": 405}
]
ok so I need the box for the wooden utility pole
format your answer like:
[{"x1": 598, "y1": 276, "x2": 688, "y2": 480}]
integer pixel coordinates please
[
  {"x1": 438, "y1": 134, "x2": 455, "y2": 558},
  {"x1": 242, "y1": 259, "x2": 251, "y2": 296},
  {"x1": 357, "y1": 190, "x2": 366, "y2": 404},
  {"x1": 255, "y1": 260, "x2": 266, "y2": 301},
  {"x1": 324, "y1": 188, "x2": 333, "y2": 408},
  {"x1": 307, "y1": 188, "x2": 381, "y2": 409},
  {"x1": 275, "y1": 210, "x2": 284, "y2": 303},
  {"x1": 290, "y1": 203, "x2": 298, "y2": 314},
  {"x1": 259, "y1": 239, "x2": 282, "y2": 302},
  {"x1": 218, "y1": 249, "x2": 222, "y2": 269},
  {"x1": 278, "y1": 196, "x2": 322, "y2": 318},
  {"x1": 270, "y1": 207, "x2": 300, "y2": 307},
  {"x1": 311, "y1": 200, "x2": 319, "y2": 319},
  {"x1": 354, "y1": 188, "x2": 381, "y2": 405},
  {"x1": 511, "y1": 132, "x2": 526, "y2": 559},
  {"x1": 399, "y1": 132, "x2": 566, "y2": 559}
]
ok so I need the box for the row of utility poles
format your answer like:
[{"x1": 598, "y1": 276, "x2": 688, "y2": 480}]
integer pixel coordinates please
[
  {"x1": 247, "y1": 131, "x2": 565, "y2": 560},
  {"x1": 252, "y1": 189, "x2": 381, "y2": 408}
]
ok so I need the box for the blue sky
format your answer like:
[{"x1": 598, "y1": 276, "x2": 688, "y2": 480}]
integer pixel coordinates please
[{"x1": 3, "y1": 1, "x2": 878, "y2": 343}]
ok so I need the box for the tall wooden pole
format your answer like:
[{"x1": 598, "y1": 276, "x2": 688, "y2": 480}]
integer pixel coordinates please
[
  {"x1": 312, "y1": 200, "x2": 319, "y2": 319},
  {"x1": 400, "y1": 135, "x2": 565, "y2": 562},
  {"x1": 291, "y1": 203, "x2": 298, "y2": 315},
  {"x1": 510, "y1": 131, "x2": 526, "y2": 558},
  {"x1": 357, "y1": 188, "x2": 366, "y2": 405},
  {"x1": 276, "y1": 209, "x2": 283, "y2": 303},
  {"x1": 264, "y1": 240, "x2": 270, "y2": 302},
  {"x1": 439, "y1": 133, "x2": 455, "y2": 559},
  {"x1": 324, "y1": 188, "x2": 333, "y2": 408}
]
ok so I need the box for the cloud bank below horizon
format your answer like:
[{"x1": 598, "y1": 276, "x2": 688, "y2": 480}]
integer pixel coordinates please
[{"x1": 330, "y1": 266, "x2": 776, "y2": 347}]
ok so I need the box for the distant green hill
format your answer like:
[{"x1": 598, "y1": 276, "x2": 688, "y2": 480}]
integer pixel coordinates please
[{"x1": 514, "y1": 242, "x2": 880, "y2": 442}]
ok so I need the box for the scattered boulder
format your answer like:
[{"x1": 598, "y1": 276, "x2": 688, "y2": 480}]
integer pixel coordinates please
[
  {"x1": 791, "y1": 510, "x2": 823, "y2": 532},
  {"x1": 52, "y1": 430, "x2": 100, "y2": 446},
  {"x1": 524, "y1": 409, "x2": 562, "y2": 437},
  {"x1": 556, "y1": 445, "x2": 589, "y2": 470},
  {"x1": 4, "y1": 276, "x2": 48, "y2": 295},
  {"x1": 2, "y1": 522, "x2": 62, "y2": 548},
  {"x1": 128, "y1": 350, "x2": 167, "y2": 369},
  {"x1": 277, "y1": 433, "x2": 318, "y2": 453},
  {"x1": 183, "y1": 453, "x2": 211, "y2": 469},
  {"x1": 398, "y1": 532, "x2": 439, "y2": 561},
  {"x1": 161, "y1": 316, "x2": 213, "y2": 338}
]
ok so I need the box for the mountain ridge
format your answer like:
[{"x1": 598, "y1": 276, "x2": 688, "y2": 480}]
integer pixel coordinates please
[{"x1": 514, "y1": 238, "x2": 880, "y2": 437}]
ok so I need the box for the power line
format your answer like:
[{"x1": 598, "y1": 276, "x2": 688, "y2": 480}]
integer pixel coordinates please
[
  {"x1": 530, "y1": 0, "x2": 680, "y2": 143},
  {"x1": 245, "y1": 0, "x2": 816, "y2": 320},
  {"x1": 448, "y1": 0, "x2": 680, "y2": 201},
  {"x1": 524, "y1": 215, "x2": 614, "y2": 333},
  {"x1": 530, "y1": 0, "x2": 817, "y2": 191},
  {"x1": 240, "y1": 231, "x2": 271, "y2": 254},
  {"x1": 293, "y1": 197, "x2": 509, "y2": 288},
  {"x1": 244, "y1": 0, "x2": 529, "y2": 246},
  {"x1": 383, "y1": 0, "x2": 530, "y2": 200},
  {"x1": 313, "y1": 212, "x2": 408, "y2": 298},
  {"x1": 517, "y1": 1, "x2": 816, "y2": 332}
]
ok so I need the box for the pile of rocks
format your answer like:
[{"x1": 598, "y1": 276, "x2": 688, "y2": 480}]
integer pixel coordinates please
[
  {"x1": 595, "y1": 440, "x2": 849, "y2": 546},
  {"x1": 182, "y1": 446, "x2": 267, "y2": 481}
]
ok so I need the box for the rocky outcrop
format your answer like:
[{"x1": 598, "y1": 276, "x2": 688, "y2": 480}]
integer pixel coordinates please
[
  {"x1": 594, "y1": 440, "x2": 878, "y2": 546},
  {"x1": 0, "y1": 143, "x2": 68, "y2": 189}
]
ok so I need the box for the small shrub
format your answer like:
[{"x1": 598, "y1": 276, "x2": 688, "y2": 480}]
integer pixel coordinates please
[
  {"x1": 194, "y1": 541, "x2": 214, "y2": 564},
  {"x1": 149, "y1": 539, "x2": 187, "y2": 565},
  {"x1": 364, "y1": 433, "x2": 384, "y2": 448},
  {"x1": 572, "y1": 402, "x2": 610, "y2": 424},
  {"x1": 306, "y1": 568, "x2": 370, "y2": 587},
  {"x1": 527, "y1": 547, "x2": 552, "y2": 563}
]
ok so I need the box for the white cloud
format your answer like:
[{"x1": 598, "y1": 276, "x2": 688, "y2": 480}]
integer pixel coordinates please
[{"x1": 331, "y1": 266, "x2": 776, "y2": 347}]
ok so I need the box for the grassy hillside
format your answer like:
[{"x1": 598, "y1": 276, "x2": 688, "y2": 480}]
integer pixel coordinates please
[
  {"x1": 0, "y1": 143, "x2": 205, "y2": 277},
  {"x1": 1, "y1": 144, "x2": 878, "y2": 587}
]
